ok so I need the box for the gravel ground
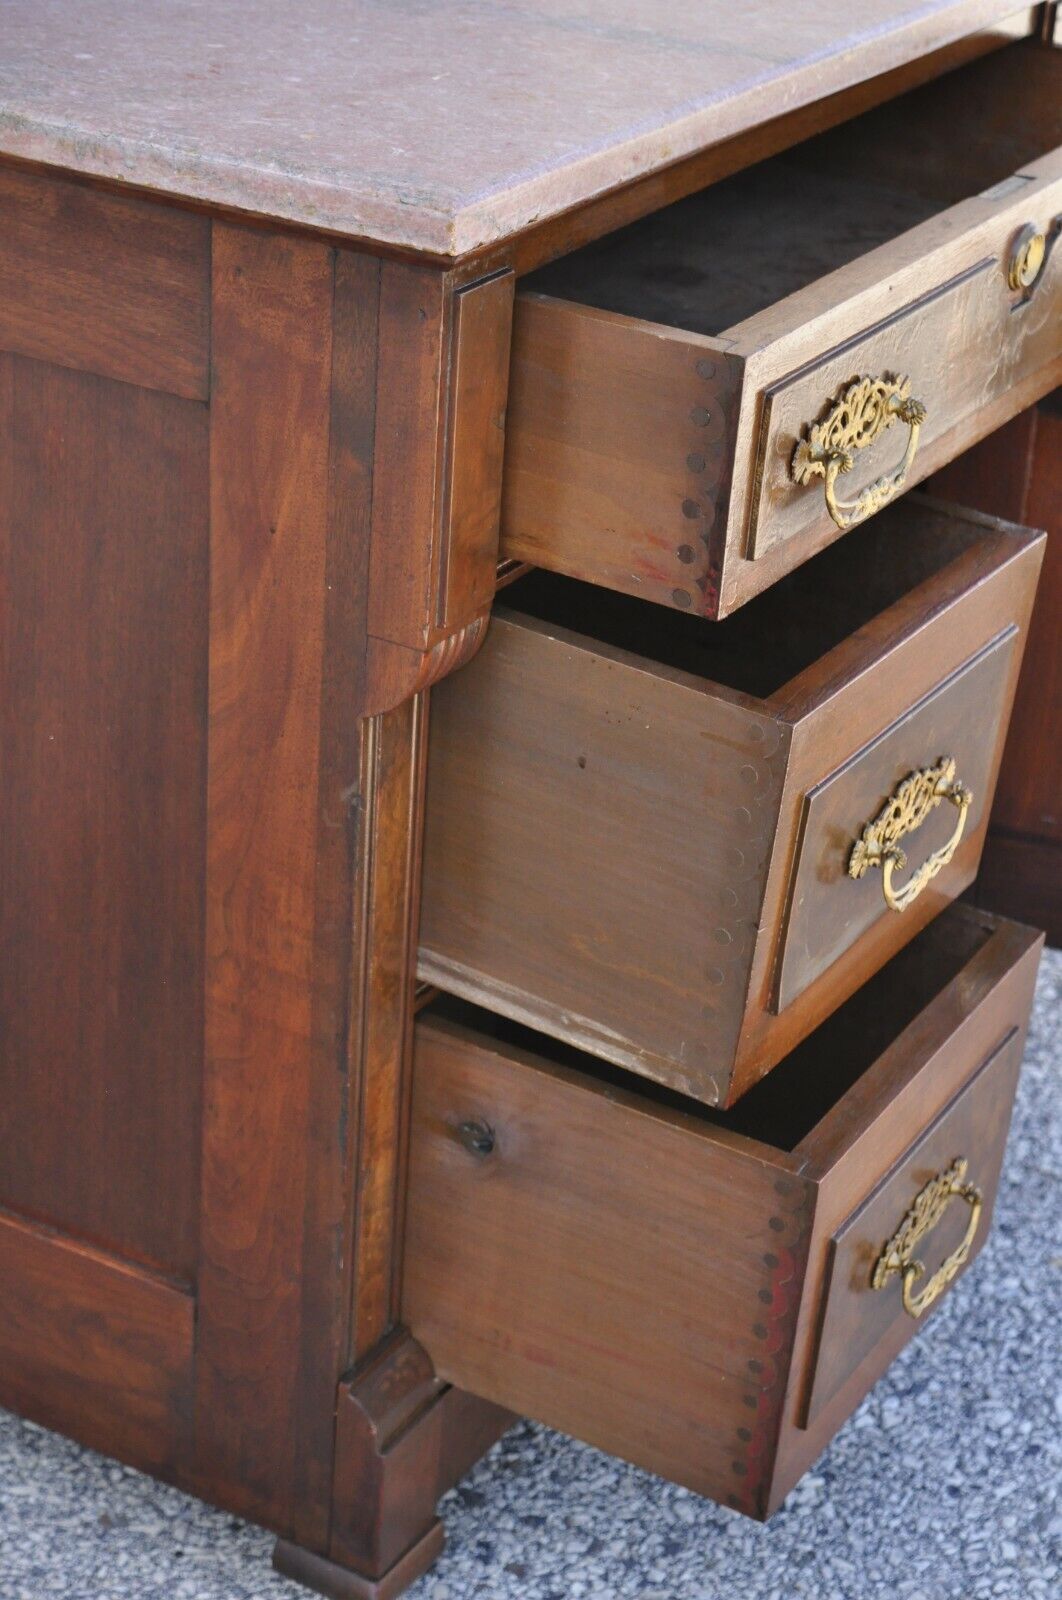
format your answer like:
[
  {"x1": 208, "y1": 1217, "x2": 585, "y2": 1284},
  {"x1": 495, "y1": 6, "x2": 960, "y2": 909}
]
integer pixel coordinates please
[{"x1": 1, "y1": 949, "x2": 1059, "y2": 1600}]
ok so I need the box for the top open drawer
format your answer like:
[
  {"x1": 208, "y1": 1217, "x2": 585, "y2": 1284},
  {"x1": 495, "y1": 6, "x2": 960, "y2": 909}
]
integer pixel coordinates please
[{"x1": 501, "y1": 41, "x2": 1062, "y2": 618}]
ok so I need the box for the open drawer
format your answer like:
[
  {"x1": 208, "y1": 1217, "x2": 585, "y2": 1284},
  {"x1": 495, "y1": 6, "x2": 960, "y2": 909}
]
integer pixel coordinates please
[
  {"x1": 420, "y1": 498, "x2": 1043, "y2": 1106},
  {"x1": 501, "y1": 41, "x2": 1062, "y2": 618},
  {"x1": 403, "y1": 906, "x2": 1043, "y2": 1519}
]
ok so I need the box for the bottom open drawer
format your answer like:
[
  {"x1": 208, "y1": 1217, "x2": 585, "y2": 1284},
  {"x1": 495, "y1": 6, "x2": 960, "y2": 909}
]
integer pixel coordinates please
[{"x1": 402, "y1": 906, "x2": 1042, "y2": 1518}]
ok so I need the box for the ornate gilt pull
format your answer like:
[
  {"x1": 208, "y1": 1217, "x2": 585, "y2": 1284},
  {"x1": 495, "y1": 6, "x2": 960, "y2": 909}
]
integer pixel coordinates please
[
  {"x1": 848, "y1": 757, "x2": 972, "y2": 914},
  {"x1": 791, "y1": 374, "x2": 927, "y2": 530},
  {"x1": 871, "y1": 1157, "x2": 983, "y2": 1318}
]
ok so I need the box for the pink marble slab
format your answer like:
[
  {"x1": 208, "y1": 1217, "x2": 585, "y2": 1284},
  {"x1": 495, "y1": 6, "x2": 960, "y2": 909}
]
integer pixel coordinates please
[{"x1": 0, "y1": 1, "x2": 1031, "y2": 255}]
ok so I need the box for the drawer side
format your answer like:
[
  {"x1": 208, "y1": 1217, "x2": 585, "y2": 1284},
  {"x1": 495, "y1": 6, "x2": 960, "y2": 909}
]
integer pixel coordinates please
[
  {"x1": 402, "y1": 1018, "x2": 815, "y2": 1518},
  {"x1": 419, "y1": 612, "x2": 791, "y2": 1105},
  {"x1": 501, "y1": 295, "x2": 743, "y2": 618}
]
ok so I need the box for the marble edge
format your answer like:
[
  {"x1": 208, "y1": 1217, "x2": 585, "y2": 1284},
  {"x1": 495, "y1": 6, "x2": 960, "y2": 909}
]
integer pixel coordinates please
[
  {"x1": 447, "y1": 0, "x2": 1030, "y2": 253},
  {"x1": 0, "y1": 0, "x2": 1030, "y2": 256}
]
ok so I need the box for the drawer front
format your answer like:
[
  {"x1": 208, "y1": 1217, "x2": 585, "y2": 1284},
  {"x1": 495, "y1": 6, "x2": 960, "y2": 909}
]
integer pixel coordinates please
[
  {"x1": 803, "y1": 1026, "x2": 1023, "y2": 1428},
  {"x1": 776, "y1": 628, "x2": 1017, "y2": 1011},
  {"x1": 744, "y1": 190, "x2": 1062, "y2": 567}
]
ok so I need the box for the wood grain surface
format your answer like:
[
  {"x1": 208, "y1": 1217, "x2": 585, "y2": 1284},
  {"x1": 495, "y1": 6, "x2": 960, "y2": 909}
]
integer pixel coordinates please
[
  {"x1": 0, "y1": 1212, "x2": 195, "y2": 1476},
  {"x1": 403, "y1": 1011, "x2": 814, "y2": 1517},
  {"x1": 0, "y1": 165, "x2": 210, "y2": 398},
  {"x1": 197, "y1": 224, "x2": 342, "y2": 1536},
  {"x1": 0, "y1": 354, "x2": 208, "y2": 1282},
  {"x1": 930, "y1": 395, "x2": 1062, "y2": 940}
]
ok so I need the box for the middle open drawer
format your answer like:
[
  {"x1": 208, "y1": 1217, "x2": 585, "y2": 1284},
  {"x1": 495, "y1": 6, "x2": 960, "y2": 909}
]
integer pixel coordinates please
[{"x1": 419, "y1": 497, "x2": 1043, "y2": 1107}]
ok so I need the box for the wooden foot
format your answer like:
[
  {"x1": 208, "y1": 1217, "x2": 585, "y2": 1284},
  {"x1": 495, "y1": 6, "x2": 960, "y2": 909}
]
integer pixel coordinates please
[
  {"x1": 273, "y1": 1328, "x2": 514, "y2": 1598},
  {"x1": 273, "y1": 1523, "x2": 445, "y2": 1600}
]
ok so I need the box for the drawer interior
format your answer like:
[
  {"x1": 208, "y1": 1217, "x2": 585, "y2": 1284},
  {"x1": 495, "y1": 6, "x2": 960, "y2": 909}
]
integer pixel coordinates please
[
  {"x1": 425, "y1": 907, "x2": 997, "y2": 1156},
  {"x1": 524, "y1": 43, "x2": 1062, "y2": 336},
  {"x1": 500, "y1": 497, "x2": 993, "y2": 701}
]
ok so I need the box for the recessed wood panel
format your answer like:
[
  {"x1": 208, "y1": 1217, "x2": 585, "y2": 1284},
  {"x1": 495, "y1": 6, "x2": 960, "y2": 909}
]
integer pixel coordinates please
[
  {"x1": 0, "y1": 165, "x2": 210, "y2": 399},
  {"x1": 0, "y1": 354, "x2": 208, "y2": 1282},
  {"x1": 0, "y1": 1210, "x2": 195, "y2": 1474}
]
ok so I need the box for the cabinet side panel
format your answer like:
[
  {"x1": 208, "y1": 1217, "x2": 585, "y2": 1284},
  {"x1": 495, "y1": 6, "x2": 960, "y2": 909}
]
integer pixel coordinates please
[
  {"x1": 930, "y1": 399, "x2": 1062, "y2": 939},
  {"x1": 0, "y1": 353, "x2": 208, "y2": 1282}
]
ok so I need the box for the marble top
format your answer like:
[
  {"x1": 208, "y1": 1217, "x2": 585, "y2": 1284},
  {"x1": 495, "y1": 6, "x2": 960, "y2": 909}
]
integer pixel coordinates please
[{"x1": 0, "y1": 1, "x2": 1026, "y2": 255}]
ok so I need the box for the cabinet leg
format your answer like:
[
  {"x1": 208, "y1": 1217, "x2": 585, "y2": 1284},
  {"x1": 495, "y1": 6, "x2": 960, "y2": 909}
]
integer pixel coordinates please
[{"x1": 274, "y1": 1329, "x2": 514, "y2": 1599}]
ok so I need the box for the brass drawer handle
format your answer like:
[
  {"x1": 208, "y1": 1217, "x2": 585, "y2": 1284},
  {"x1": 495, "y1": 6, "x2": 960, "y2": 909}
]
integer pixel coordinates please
[
  {"x1": 871, "y1": 1157, "x2": 983, "y2": 1318},
  {"x1": 791, "y1": 373, "x2": 927, "y2": 531},
  {"x1": 848, "y1": 757, "x2": 972, "y2": 914}
]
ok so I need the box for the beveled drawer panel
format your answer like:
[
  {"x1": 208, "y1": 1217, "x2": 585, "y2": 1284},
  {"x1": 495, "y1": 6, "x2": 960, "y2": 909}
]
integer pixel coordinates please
[
  {"x1": 803, "y1": 1025, "x2": 1022, "y2": 1427},
  {"x1": 776, "y1": 632, "x2": 1016, "y2": 1011},
  {"x1": 419, "y1": 499, "x2": 1043, "y2": 1107},
  {"x1": 501, "y1": 41, "x2": 1061, "y2": 618},
  {"x1": 403, "y1": 908, "x2": 1043, "y2": 1521}
]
